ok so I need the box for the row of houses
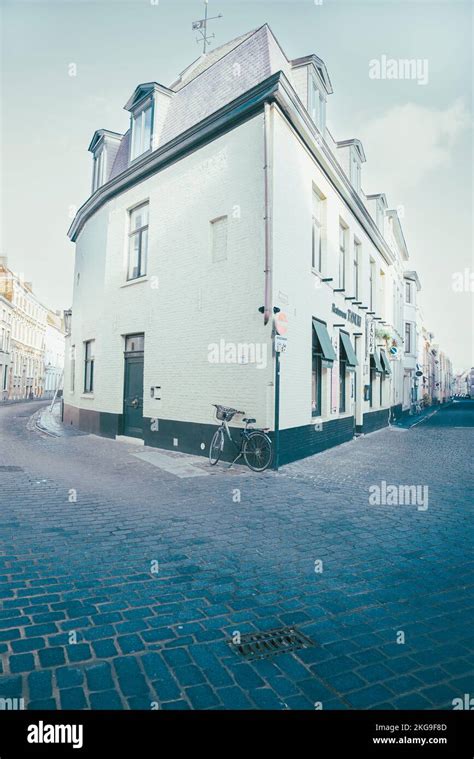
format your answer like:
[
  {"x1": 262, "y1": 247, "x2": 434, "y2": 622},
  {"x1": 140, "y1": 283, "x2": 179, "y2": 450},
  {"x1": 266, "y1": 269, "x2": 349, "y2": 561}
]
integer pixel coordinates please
[
  {"x1": 453, "y1": 367, "x2": 474, "y2": 397},
  {"x1": 0, "y1": 257, "x2": 65, "y2": 401},
  {"x1": 63, "y1": 24, "x2": 454, "y2": 464}
]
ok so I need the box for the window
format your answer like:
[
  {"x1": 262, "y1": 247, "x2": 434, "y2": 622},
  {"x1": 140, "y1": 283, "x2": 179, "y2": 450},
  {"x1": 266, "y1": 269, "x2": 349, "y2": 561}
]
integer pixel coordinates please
[
  {"x1": 350, "y1": 154, "x2": 361, "y2": 193},
  {"x1": 211, "y1": 216, "x2": 228, "y2": 263},
  {"x1": 339, "y1": 352, "x2": 346, "y2": 413},
  {"x1": 127, "y1": 203, "x2": 149, "y2": 280},
  {"x1": 405, "y1": 322, "x2": 412, "y2": 354},
  {"x1": 84, "y1": 341, "x2": 94, "y2": 393},
  {"x1": 311, "y1": 189, "x2": 324, "y2": 272},
  {"x1": 131, "y1": 104, "x2": 152, "y2": 160},
  {"x1": 311, "y1": 325, "x2": 323, "y2": 417},
  {"x1": 70, "y1": 346, "x2": 75, "y2": 392},
  {"x1": 353, "y1": 240, "x2": 361, "y2": 299},
  {"x1": 405, "y1": 281, "x2": 412, "y2": 303},
  {"x1": 370, "y1": 368, "x2": 376, "y2": 408},
  {"x1": 92, "y1": 148, "x2": 106, "y2": 192},
  {"x1": 369, "y1": 259, "x2": 376, "y2": 310},
  {"x1": 338, "y1": 223, "x2": 347, "y2": 289},
  {"x1": 380, "y1": 371, "x2": 384, "y2": 406},
  {"x1": 376, "y1": 200, "x2": 384, "y2": 231},
  {"x1": 309, "y1": 77, "x2": 325, "y2": 133}
]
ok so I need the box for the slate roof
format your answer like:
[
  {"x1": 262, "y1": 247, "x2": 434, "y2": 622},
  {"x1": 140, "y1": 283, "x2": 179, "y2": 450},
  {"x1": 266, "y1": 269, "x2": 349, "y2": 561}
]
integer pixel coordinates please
[{"x1": 106, "y1": 24, "x2": 309, "y2": 183}]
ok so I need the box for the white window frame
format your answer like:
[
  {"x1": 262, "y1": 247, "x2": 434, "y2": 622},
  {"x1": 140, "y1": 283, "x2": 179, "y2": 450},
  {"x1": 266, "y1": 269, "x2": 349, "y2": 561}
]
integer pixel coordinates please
[
  {"x1": 311, "y1": 187, "x2": 325, "y2": 273},
  {"x1": 338, "y1": 221, "x2": 347, "y2": 290},
  {"x1": 353, "y1": 239, "x2": 361, "y2": 299},
  {"x1": 130, "y1": 101, "x2": 153, "y2": 161},
  {"x1": 127, "y1": 202, "x2": 149, "y2": 281},
  {"x1": 308, "y1": 73, "x2": 326, "y2": 134},
  {"x1": 92, "y1": 146, "x2": 106, "y2": 193}
]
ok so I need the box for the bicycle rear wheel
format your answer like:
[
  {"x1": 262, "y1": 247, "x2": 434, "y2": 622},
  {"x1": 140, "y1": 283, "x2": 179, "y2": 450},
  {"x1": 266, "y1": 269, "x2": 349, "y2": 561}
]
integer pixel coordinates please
[
  {"x1": 243, "y1": 431, "x2": 273, "y2": 472},
  {"x1": 209, "y1": 428, "x2": 224, "y2": 465}
]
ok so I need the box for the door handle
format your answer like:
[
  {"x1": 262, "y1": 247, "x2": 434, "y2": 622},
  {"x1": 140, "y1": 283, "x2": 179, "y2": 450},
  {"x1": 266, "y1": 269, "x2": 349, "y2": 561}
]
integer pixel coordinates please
[{"x1": 130, "y1": 398, "x2": 139, "y2": 408}]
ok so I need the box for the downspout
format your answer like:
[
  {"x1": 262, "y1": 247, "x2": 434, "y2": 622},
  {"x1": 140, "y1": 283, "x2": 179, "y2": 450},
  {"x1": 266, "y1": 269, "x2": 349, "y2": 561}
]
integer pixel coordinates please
[{"x1": 263, "y1": 102, "x2": 273, "y2": 325}]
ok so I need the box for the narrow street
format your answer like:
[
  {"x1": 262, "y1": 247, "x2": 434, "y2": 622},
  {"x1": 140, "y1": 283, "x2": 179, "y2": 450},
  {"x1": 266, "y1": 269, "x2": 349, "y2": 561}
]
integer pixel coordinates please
[{"x1": 0, "y1": 400, "x2": 472, "y2": 710}]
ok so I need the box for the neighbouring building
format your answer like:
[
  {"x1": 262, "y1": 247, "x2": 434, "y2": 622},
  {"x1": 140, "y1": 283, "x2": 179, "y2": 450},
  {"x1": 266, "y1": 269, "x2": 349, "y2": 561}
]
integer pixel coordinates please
[
  {"x1": 0, "y1": 257, "x2": 47, "y2": 400},
  {"x1": 64, "y1": 24, "x2": 450, "y2": 463},
  {"x1": 44, "y1": 310, "x2": 65, "y2": 399},
  {"x1": 0, "y1": 293, "x2": 13, "y2": 400},
  {"x1": 453, "y1": 370, "x2": 468, "y2": 396},
  {"x1": 470, "y1": 368, "x2": 474, "y2": 398},
  {"x1": 402, "y1": 270, "x2": 421, "y2": 411}
]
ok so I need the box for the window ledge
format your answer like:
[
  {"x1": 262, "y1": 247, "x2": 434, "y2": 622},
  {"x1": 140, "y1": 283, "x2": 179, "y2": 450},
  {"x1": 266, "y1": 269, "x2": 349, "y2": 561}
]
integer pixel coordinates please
[
  {"x1": 121, "y1": 277, "x2": 148, "y2": 289},
  {"x1": 80, "y1": 393, "x2": 95, "y2": 399}
]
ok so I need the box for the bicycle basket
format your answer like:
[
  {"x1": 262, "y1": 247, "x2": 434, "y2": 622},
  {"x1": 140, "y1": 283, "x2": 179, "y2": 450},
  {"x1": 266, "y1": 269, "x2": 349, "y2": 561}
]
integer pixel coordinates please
[{"x1": 214, "y1": 405, "x2": 238, "y2": 422}]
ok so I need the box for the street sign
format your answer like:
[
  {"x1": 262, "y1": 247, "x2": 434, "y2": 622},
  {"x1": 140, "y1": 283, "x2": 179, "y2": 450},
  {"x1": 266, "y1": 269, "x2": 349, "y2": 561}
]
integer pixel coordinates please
[
  {"x1": 274, "y1": 311, "x2": 288, "y2": 336},
  {"x1": 275, "y1": 334, "x2": 287, "y2": 353}
]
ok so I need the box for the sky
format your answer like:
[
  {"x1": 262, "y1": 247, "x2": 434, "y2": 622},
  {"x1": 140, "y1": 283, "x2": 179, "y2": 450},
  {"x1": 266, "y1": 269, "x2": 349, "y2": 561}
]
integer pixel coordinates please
[{"x1": 1, "y1": 0, "x2": 472, "y2": 369}]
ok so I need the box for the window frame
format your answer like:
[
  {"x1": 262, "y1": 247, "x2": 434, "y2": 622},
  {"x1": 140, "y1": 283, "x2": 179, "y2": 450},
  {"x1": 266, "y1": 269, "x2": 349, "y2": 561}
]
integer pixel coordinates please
[
  {"x1": 127, "y1": 202, "x2": 149, "y2": 281},
  {"x1": 339, "y1": 352, "x2": 347, "y2": 413},
  {"x1": 338, "y1": 221, "x2": 347, "y2": 290},
  {"x1": 83, "y1": 340, "x2": 94, "y2": 394},
  {"x1": 405, "y1": 322, "x2": 412, "y2": 354},
  {"x1": 353, "y1": 238, "x2": 361, "y2": 299},
  {"x1": 369, "y1": 258, "x2": 376, "y2": 310},
  {"x1": 311, "y1": 187, "x2": 325, "y2": 273},
  {"x1": 311, "y1": 324, "x2": 323, "y2": 417},
  {"x1": 308, "y1": 73, "x2": 326, "y2": 134},
  {"x1": 92, "y1": 146, "x2": 106, "y2": 193},
  {"x1": 130, "y1": 101, "x2": 153, "y2": 161}
]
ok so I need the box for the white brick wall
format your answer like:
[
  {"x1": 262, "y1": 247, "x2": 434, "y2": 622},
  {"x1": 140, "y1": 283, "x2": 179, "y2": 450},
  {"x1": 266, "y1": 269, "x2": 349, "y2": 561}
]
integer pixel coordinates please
[
  {"x1": 66, "y1": 114, "x2": 274, "y2": 429},
  {"x1": 271, "y1": 107, "x2": 396, "y2": 430}
]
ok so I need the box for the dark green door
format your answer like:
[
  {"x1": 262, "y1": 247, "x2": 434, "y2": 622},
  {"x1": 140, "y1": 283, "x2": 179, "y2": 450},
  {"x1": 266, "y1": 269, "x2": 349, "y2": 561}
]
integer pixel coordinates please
[{"x1": 123, "y1": 338, "x2": 144, "y2": 438}]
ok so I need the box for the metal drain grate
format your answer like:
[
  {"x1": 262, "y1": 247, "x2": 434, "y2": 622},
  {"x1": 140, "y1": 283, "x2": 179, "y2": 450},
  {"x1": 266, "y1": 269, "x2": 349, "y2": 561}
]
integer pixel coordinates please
[
  {"x1": 0, "y1": 466, "x2": 24, "y2": 472},
  {"x1": 229, "y1": 626, "x2": 315, "y2": 661}
]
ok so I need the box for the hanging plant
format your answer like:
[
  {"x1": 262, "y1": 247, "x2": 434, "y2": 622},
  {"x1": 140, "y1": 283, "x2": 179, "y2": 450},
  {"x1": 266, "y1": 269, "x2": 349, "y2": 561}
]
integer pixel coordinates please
[{"x1": 375, "y1": 328, "x2": 392, "y2": 343}]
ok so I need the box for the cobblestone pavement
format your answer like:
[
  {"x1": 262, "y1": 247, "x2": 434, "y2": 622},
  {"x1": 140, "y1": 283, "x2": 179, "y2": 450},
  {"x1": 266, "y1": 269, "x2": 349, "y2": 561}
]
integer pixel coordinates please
[{"x1": 0, "y1": 400, "x2": 472, "y2": 710}]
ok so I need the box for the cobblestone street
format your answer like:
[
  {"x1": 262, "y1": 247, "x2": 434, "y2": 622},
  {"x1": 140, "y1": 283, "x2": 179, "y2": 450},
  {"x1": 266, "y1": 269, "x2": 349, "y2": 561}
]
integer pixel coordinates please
[{"x1": 0, "y1": 400, "x2": 472, "y2": 710}]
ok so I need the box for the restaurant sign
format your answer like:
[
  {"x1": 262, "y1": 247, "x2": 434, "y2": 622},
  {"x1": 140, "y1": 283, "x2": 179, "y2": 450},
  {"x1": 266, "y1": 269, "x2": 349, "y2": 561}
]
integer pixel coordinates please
[{"x1": 331, "y1": 303, "x2": 362, "y2": 327}]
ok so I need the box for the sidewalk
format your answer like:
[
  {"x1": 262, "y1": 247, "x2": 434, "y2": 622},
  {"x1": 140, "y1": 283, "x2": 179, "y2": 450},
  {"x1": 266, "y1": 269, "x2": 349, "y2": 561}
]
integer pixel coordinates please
[
  {"x1": 393, "y1": 404, "x2": 441, "y2": 429},
  {"x1": 34, "y1": 401, "x2": 85, "y2": 437}
]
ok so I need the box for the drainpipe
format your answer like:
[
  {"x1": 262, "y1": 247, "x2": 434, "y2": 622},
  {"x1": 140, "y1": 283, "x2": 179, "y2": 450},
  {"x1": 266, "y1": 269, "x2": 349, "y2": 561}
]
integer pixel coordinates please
[{"x1": 263, "y1": 102, "x2": 273, "y2": 326}]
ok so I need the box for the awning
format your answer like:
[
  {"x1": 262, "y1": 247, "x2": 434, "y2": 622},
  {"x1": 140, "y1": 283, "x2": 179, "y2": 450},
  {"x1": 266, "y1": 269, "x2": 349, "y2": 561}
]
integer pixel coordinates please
[
  {"x1": 370, "y1": 350, "x2": 383, "y2": 373},
  {"x1": 312, "y1": 319, "x2": 336, "y2": 365},
  {"x1": 339, "y1": 331, "x2": 358, "y2": 369},
  {"x1": 380, "y1": 350, "x2": 391, "y2": 375}
]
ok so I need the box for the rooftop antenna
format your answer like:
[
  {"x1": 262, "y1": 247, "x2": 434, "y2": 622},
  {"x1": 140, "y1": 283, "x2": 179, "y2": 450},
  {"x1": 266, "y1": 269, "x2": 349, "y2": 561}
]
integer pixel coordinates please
[{"x1": 192, "y1": 0, "x2": 223, "y2": 55}]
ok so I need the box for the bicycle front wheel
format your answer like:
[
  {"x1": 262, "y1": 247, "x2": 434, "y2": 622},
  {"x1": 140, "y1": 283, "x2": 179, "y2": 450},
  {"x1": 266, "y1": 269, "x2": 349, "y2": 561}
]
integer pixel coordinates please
[
  {"x1": 243, "y1": 431, "x2": 273, "y2": 472},
  {"x1": 209, "y1": 428, "x2": 224, "y2": 465}
]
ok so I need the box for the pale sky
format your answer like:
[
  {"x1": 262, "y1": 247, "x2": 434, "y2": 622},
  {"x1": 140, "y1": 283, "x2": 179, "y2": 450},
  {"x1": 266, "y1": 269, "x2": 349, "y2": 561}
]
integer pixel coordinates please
[{"x1": 1, "y1": 0, "x2": 472, "y2": 369}]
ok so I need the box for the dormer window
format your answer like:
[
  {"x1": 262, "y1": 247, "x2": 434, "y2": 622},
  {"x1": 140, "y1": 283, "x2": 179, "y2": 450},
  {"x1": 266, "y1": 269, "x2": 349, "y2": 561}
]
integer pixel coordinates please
[
  {"x1": 350, "y1": 151, "x2": 361, "y2": 194},
  {"x1": 309, "y1": 75, "x2": 326, "y2": 134},
  {"x1": 131, "y1": 102, "x2": 153, "y2": 161},
  {"x1": 88, "y1": 129, "x2": 122, "y2": 196},
  {"x1": 376, "y1": 199, "x2": 385, "y2": 231},
  {"x1": 92, "y1": 147, "x2": 106, "y2": 193}
]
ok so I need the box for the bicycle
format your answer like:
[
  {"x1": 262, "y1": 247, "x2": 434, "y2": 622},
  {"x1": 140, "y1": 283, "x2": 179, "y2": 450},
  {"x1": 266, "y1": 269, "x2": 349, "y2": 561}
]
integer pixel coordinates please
[{"x1": 209, "y1": 404, "x2": 273, "y2": 472}]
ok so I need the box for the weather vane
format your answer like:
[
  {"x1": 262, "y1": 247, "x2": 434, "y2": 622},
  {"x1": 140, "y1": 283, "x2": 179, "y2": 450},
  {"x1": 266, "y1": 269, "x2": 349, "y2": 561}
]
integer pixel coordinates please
[{"x1": 192, "y1": 1, "x2": 223, "y2": 55}]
